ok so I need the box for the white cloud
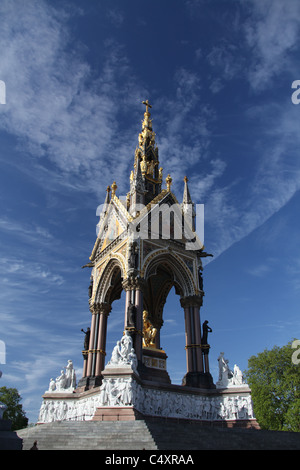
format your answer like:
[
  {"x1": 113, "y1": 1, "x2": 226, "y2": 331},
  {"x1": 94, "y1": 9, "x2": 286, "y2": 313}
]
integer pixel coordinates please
[
  {"x1": 190, "y1": 159, "x2": 227, "y2": 200},
  {"x1": 194, "y1": 1, "x2": 300, "y2": 260},
  {"x1": 246, "y1": 259, "x2": 275, "y2": 277},
  {"x1": 243, "y1": 0, "x2": 300, "y2": 90},
  {"x1": 106, "y1": 8, "x2": 124, "y2": 27},
  {"x1": 207, "y1": 41, "x2": 243, "y2": 81},
  {"x1": 0, "y1": 0, "x2": 146, "y2": 198},
  {"x1": 0, "y1": 257, "x2": 64, "y2": 286},
  {"x1": 0, "y1": 217, "x2": 53, "y2": 243},
  {"x1": 153, "y1": 68, "x2": 215, "y2": 196}
]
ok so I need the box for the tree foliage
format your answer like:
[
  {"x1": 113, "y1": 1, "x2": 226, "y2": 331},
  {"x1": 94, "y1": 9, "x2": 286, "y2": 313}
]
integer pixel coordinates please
[
  {"x1": 245, "y1": 341, "x2": 300, "y2": 431},
  {"x1": 0, "y1": 386, "x2": 28, "y2": 430}
]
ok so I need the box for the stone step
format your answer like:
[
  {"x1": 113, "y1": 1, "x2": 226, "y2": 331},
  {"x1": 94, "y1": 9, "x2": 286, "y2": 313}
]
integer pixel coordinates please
[
  {"x1": 17, "y1": 420, "x2": 157, "y2": 450},
  {"x1": 16, "y1": 418, "x2": 300, "y2": 450},
  {"x1": 144, "y1": 419, "x2": 300, "y2": 450}
]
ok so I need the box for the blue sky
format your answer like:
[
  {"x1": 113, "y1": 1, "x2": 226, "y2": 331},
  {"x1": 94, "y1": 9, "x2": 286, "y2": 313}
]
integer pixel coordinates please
[{"x1": 1, "y1": 0, "x2": 300, "y2": 423}]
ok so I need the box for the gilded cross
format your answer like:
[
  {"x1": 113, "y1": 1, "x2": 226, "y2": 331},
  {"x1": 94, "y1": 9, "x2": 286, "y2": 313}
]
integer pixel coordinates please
[{"x1": 142, "y1": 100, "x2": 152, "y2": 113}]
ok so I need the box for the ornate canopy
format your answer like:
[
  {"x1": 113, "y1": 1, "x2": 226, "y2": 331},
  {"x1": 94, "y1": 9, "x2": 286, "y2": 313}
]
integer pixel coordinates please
[{"x1": 79, "y1": 101, "x2": 214, "y2": 390}]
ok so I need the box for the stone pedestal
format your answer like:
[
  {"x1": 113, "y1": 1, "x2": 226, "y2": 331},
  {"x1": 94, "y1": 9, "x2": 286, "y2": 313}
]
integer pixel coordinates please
[
  {"x1": 76, "y1": 375, "x2": 102, "y2": 392},
  {"x1": 38, "y1": 371, "x2": 258, "y2": 428},
  {"x1": 38, "y1": 339, "x2": 258, "y2": 429},
  {"x1": 92, "y1": 406, "x2": 144, "y2": 421},
  {"x1": 182, "y1": 370, "x2": 215, "y2": 389},
  {"x1": 141, "y1": 348, "x2": 171, "y2": 384}
]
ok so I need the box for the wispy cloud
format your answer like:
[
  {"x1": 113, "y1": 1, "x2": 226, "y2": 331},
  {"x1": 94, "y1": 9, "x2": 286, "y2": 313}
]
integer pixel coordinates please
[
  {"x1": 0, "y1": 0, "x2": 146, "y2": 198},
  {"x1": 106, "y1": 8, "x2": 125, "y2": 27},
  {"x1": 246, "y1": 258, "x2": 276, "y2": 278},
  {"x1": 184, "y1": 1, "x2": 300, "y2": 261},
  {"x1": 243, "y1": 0, "x2": 300, "y2": 91},
  {"x1": 0, "y1": 257, "x2": 64, "y2": 286},
  {"x1": 154, "y1": 68, "x2": 215, "y2": 196},
  {"x1": 207, "y1": 41, "x2": 244, "y2": 82},
  {"x1": 0, "y1": 217, "x2": 53, "y2": 243}
]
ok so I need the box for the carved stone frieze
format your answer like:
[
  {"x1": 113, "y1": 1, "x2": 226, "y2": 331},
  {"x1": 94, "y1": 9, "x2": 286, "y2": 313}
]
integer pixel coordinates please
[{"x1": 38, "y1": 374, "x2": 255, "y2": 424}]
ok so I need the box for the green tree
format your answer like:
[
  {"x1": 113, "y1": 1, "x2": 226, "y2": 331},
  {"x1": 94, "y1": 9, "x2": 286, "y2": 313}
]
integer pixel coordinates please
[
  {"x1": 245, "y1": 341, "x2": 300, "y2": 432},
  {"x1": 0, "y1": 386, "x2": 28, "y2": 430}
]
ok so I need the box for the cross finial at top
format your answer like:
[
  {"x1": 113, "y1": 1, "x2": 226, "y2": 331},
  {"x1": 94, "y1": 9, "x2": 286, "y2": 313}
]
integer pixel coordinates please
[{"x1": 142, "y1": 100, "x2": 152, "y2": 114}]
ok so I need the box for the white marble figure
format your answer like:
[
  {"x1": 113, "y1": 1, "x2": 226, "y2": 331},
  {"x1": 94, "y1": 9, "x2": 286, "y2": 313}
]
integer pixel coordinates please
[
  {"x1": 216, "y1": 352, "x2": 247, "y2": 388},
  {"x1": 46, "y1": 360, "x2": 77, "y2": 393},
  {"x1": 48, "y1": 378, "x2": 56, "y2": 392},
  {"x1": 55, "y1": 369, "x2": 67, "y2": 391},
  {"x1": 106, "y1": 331, "x2": 138, "y2": 373},
  {"x1": 65, "y1": 359, "x2": 76, "y2": 390},
  {"x1": 232, "y1": 364, "x2": 245, "y2": 386}
]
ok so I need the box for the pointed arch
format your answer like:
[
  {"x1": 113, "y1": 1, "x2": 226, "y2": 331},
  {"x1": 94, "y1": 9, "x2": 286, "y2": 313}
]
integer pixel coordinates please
[
  {"x1": 94, "y1": 257, "x2": 124, "y2": 305},
  {"x1": 143, "y1": 250, "x2": 196, "y2": 298},
  {"x1": 142, "y1": 250, "x2": 197, "y2": 329}
]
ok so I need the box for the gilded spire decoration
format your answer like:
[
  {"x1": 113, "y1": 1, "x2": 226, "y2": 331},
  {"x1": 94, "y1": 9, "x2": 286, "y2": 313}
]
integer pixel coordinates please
[
  {"x1": 142, "y1": 99, "x2": 152, "y2": 114},
  {"x1": 111, "y1": 181, "x2": 117, "y2": 196},
  {"x1": 139, "y1": 100, "x2": 156, "y2": 151},
  {"x1": 166, "y1": 174, "x2": 172, "y2": 191},
  {"x1": 158, "y1": 167, "x2": 163, "y2": 181},
  {"x1": 129, "y1": 100, "x2": 162, "y2": 206}
]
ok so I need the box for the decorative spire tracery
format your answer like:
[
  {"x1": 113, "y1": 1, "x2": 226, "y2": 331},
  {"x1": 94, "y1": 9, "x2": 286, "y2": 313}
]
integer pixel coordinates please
[{"x1": 130, "y1": 101, "x2": 162, "y2": 206}]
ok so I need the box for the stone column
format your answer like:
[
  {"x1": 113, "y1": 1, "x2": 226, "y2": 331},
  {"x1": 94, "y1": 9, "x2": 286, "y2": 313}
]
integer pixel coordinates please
[
  {"x1": 124, "y1": 289, "x2": 131, "y2": 329},
  {"x1": 122, "y1": 275, "x2": 145, "y2": 365},
  {"x1": 77, "y1": 302, "x2": 111, "y2": 391},
  {"x1": 180, "y1": 295, "x2": 214, "y2": 389},
  {"x1": 181, "y1": 296, "x2": 202, "y2": 374},
  {"x1": 86, "y1": 308, "x2": 97, "y2": 377},
  {"x1": 94, "y1": 303, "x2": 111, "y2": 377},
  {"x1": 193, "y1": 305, "x2": 204, "y2": 373},
  {"x1": 134, "y1": 287, "x2": 143, "y2": 363},
  {"x1": 82, "y1": 353, "x2": 88, "y2": 378},
  {"x1": 203, "y1": 347, "x2": 210, "y2": 373},
  {"x1": 183, "y1": 305, "x2": 193, "y2": 373}
]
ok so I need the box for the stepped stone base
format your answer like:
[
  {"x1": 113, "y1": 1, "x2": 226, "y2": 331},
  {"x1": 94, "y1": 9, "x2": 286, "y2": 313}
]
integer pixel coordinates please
[
  {"x1": 17, "y1": 420, "x2": 157, "y2": 450},
  {"x1": 16, "y1": 419, "x2": 300, "y2": 450},
  {"x1": 38, "y1": 373, "x2": 258, "y2": 427}
]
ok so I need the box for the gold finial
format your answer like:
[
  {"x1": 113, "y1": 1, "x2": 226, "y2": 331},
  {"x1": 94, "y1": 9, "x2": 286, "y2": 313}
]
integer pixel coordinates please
[
  {"x1": 142, "y1": 99, "x2": 152, "y2": 114},
  {"x1": 184, "y1": 176, "x2": 188, "y2": 183},
  {"x1": 111, "y1": 181, "x2": 117, "y2": 196},
  {"x1": 166, "y1": 174, "x2": 172, "y2": 191}
]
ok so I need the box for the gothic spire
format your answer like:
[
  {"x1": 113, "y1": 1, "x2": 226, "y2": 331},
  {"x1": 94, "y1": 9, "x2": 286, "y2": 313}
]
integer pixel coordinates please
[
  {"x1": 182, "y1": 176, "x2": 196, "y2": 231},
  {"x1": 130, "y1": 101, "x2": 162, "y2": 206},
  {"x1": 183, "y1": 176, "x2": 193, "y2": 205},
  {"x1": 139, "y1": 99, "x2": 156, "y2": 152}
]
